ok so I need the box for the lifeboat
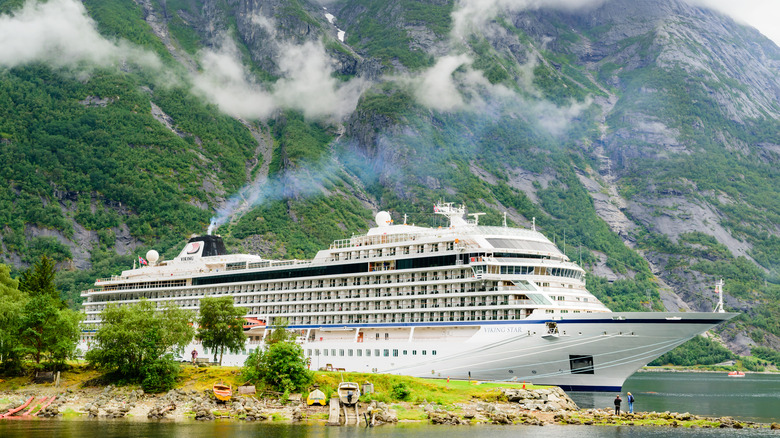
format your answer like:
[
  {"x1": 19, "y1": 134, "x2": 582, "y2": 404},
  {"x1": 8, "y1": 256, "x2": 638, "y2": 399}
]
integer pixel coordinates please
[
  {"x1": 213, "y1": 382, "x2": 232, "y2": 401},
  {"x1": 727, "y1": 371, "x2": 745, "y2": 377},
  {"x1": 307, "y1": 388, "x2": 327, "y2": 406}
]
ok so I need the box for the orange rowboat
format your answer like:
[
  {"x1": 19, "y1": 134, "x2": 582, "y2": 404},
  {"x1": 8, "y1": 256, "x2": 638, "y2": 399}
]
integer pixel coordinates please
[{"x1": 213, "y1": 382, "x2": 232, "y2": 402}]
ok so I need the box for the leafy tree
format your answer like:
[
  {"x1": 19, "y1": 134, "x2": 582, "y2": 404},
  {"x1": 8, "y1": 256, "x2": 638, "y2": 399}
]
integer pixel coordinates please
[
  {"x1": 0, "y1": 264, "x2": 26, "y2": 373},
  {"x1": 242, "y1": 317, "x2": 311, "y2": 392},
  {"x1": 197, "y1": 296, "x2": 247, "y2": 366},
  {"x1": 17, "y1": 257, "x2": 82, "y2": 367},
  {"x1": 265, "y1": 318, "x2": 297, "y2": 345},
  {"x1": 86, "y1": 300, "x2": 194, "y2": 391},
  {"x1": 242, "y1": 341, "x2": 313, "y2": 394}
]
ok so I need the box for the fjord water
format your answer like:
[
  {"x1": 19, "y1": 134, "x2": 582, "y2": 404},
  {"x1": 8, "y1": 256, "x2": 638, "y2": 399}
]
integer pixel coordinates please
[
  {"x1": 1, "y1": 372, "x2": 778, "y2": 438},
  {"x1": 0, "y1": 421, "x2": 774, "y2": 438},
  {"x1": 569, "y1": 371, "x2": 780, "y2": 423}
]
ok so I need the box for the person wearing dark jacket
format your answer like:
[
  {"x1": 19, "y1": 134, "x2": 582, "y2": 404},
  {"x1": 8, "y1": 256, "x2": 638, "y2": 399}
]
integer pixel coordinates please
[{"x1": 614, "y1": 394, "x2": 622, "y2": 415}]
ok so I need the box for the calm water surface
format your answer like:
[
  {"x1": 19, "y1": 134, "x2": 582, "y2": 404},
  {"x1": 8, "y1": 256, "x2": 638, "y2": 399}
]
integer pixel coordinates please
[
  {"x1": 570, "y1": 371, "x2": 780, "y2": 423},
  {"x1": 1, "y1": 372, "x2": 778, "y2": 438}
]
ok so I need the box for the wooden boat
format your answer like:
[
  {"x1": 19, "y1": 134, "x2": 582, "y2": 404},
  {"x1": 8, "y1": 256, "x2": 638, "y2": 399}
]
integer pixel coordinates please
[
  {"x1": 306, "y1": 388, "x2": 327, "y2": 406},
  {"x1": 727, "y1": 371, "x2": 745, "y2": 377},
  {"x1": 213, "y1": 382, "x2": 232, "y2": 401},
  {"x1": 337, "y1": 382, "x2": 360, "y2": 406}
]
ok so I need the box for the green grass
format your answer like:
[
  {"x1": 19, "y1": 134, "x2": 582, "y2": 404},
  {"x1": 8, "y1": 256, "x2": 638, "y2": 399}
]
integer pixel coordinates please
[{"x1": 311, "y1": 371, "x2": 548, "y2": 406}]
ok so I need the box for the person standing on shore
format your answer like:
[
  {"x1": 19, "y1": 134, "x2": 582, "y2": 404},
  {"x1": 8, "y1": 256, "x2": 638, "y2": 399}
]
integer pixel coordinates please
[
  {"x1": 191, "y1": 349, "x2": 198, "y2": 364},
  {"x1": 614, "y1": 394, "x2": 622, "y2": 415},
  {"x1": 627, "y1": 392, "x2": 635, "y2": 413}
]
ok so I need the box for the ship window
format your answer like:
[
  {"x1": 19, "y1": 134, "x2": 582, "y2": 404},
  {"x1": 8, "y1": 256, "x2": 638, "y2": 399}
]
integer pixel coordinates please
[
  {"x1": 570, "y1": 355, "x2": 594, "y2": 374},
  {"x1": 375, "y1": 349, "x2": 380, "y2": 356},
  {"x1": 383, "y1": 349, "x2": 389, "y2": 357},
  {"x1": 422, "y1": 350, "x2": 427, "y2": 355},
  {"x1": 366, "y1": 349, "x2": 371, "y2": 357},
  {"x1": 339, "y1": 349, "x2": 344, "y2": 357},
  {"x1": 403, "y1": 350, "x2": 407, "y2": 355},
  {"x1": 385, "y1": 333, "x2": 389, "y2": 340},
  {"x1": 376, "y1": 333, "x2": 380, "y2": 340},
  {"x1": 432, "y1": 350, "x2": 437, "y2": 356},
  {"x1": 315, "y1": 349, "x2": 320, "y2": 356},
  {"x1": 393, "y1": 349, "x2": 398, "y2": 357},
  {"x1": 357, "y1": 349, "x2": 362, "y2": 357},
  {"x1": 412, "y1": 350, "x2": 417, "y2": 355},
  {"x1": 323, "y1": 350, "x2": 328, "y2": 357},
  {"x1": 307, "y1": 349, "x2": 312, "y2": 356},
  {"x1": 348, "y1": 349, "x2": 353, "y2": 356},
  {"x1": 331, "y1": 349, "x2": 336, "y2": 356}
]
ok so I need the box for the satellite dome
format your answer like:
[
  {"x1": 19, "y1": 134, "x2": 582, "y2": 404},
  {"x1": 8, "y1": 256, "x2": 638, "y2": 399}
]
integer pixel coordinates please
[
  {"x1": 146, "y1": 250, "x2": 160, "y2": 263},
  {"x1": 375, "y1": 211, "x2": 392, "y2": 227}
]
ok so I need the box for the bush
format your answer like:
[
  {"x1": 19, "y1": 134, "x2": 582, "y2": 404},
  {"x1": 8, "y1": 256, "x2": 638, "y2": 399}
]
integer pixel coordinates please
[
  {"x1": 141, "y1": 355, "x2": 180, "y2": 393},
  {"x1": 391, "y1": 382, "x2": 411, "y2": 401},
  {"x1": 242, "y1": 341, "x2": 313, "y2": 393}
]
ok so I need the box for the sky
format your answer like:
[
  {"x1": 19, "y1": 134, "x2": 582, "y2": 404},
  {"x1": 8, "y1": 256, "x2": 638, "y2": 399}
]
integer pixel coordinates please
[{"x1": 695, "y1": 0, "x2": 780, "y2": 46}]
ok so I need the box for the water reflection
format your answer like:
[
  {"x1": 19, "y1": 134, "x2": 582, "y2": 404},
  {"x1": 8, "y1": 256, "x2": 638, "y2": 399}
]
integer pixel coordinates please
[
  {"x1": 0, "y1": 421, "x2": 773, "y2": 438},
  {"x1": 568, "y1": 372, "x2": 780, "y2": 423}
]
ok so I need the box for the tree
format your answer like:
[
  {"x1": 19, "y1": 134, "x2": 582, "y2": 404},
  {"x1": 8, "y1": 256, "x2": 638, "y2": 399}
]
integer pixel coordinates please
[
  {"x1": 19, "y1": 256, "x2": 61, "y2": 305},
  {"x1": 86, "y1": 300, "x2": 194, "y2": 391},
  {"x1": 197, "y1": 296, "x2": 247, "y2": 365},
  {"x1": 242, "y1": 318, "x2": 311, "y2": 393},
  {"x1": 242, "y1": 341, "x2": 313, "y2": 394},
  {"x1": 0, "y1": 264, "x2": 26, "y2": 373},
  {"x1": 16, "y1": 257, "x2": 81, "y2": 367},
  {"x1": 265, "y1": 318, "x2": 297, "y2": 345}
]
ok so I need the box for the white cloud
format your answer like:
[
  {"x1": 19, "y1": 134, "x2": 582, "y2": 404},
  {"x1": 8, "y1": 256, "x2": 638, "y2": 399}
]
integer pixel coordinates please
[
  {"x1": 410, "y1": 54, "x2": 471, "y2": 111},
  {"x1": 274, "y1": 41, "x2": 369, "y2": 120},
  {"x1": 0, "y1": 0, "x2": 162, "y2": 70},
  {"x1": 451, "y1": 0, "x2": 607, "y2": 40},
  {"x1": 190, "y1": 39, "x2": 277, "y2": 119},
  {"x1": 251, "y1": 13, "x2": 276, "y2": 37},
  {"x1": 191, "y1": 37, "x2": 370, "y2": 121},
  {"x1": 688, "y1": 0, "x2": 780, "y2": 46}
]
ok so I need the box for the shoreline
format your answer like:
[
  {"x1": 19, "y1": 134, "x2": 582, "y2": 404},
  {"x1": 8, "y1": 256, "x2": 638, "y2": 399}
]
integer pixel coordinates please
[
  {"x1": 639, "y1": 367, "x2": 780, "y2": 375},
  {"x1": 1, "y1": 385, "x2": 778, "y2": 430}
]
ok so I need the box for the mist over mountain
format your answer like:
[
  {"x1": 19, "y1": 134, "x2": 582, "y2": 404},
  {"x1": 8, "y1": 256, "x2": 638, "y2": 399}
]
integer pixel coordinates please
[{"x1": 0, "y1": 0, "x2": 778, "y2": 357}]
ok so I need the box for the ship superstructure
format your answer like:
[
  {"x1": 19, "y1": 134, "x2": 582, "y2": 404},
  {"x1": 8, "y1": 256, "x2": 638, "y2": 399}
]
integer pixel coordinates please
[{"x1": 80, "y1": 203, "x2": 734, "y2": 390}]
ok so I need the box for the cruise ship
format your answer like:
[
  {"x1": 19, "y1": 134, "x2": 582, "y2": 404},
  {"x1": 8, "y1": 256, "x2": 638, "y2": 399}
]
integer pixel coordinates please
[{"x1": 80, "y1": 203, "x2": 734, "y2": 391}]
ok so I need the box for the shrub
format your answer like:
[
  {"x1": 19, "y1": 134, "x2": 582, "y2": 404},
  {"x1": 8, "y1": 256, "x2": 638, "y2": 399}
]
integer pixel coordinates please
[
  {"x1": 391, "y1": 382, "x2": 411, "y2": 401},
  {"x1": 141, "y1": 355, "x2": 180, "y2": 393}
]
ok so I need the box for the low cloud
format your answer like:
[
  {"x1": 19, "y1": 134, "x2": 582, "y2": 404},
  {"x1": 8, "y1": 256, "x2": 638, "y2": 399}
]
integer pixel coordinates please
[
  {"x1": 451, "y1": 0, "x2": 607, "y2": 40},
  {"x1": 191, "y1": 33, "x2": 370, "y2": 121},
  {"x1": 405, "y1": 50, "x2": 586, "y2": 137},
  {"x1": 0, "y1": 0, "x2": 162, "y2": 71}
]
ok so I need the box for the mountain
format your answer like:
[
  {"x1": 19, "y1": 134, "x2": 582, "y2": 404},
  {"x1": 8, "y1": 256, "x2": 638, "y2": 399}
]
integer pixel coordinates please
[{"x1": 0, "y1": 0, "x2": 778, "y2": 357}]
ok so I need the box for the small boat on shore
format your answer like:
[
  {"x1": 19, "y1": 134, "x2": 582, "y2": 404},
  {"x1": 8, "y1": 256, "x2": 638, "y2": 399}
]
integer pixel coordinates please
[
  {"x1": 727, "y1": 371, "x2": 745, "y2": 377},
  {"x1": 307, "y1": 388, "x2": 327, "y2": 406},
  {"x1": 337, "y1": 382, "x2": 360, "y2": 406},
  {"x1": 213, "y1": 382, "x2": 232, "y2": 401}
]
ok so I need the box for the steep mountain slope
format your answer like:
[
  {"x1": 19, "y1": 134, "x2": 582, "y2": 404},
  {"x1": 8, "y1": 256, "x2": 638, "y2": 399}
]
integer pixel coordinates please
[{"x1": 0, "y1": 0, "x2": 777, "y2": 356}]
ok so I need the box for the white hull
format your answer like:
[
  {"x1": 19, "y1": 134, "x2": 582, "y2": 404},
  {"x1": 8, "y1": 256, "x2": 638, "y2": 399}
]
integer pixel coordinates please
[{"x1": 172, "y1": 311, "x2": 733, "y2": 391}]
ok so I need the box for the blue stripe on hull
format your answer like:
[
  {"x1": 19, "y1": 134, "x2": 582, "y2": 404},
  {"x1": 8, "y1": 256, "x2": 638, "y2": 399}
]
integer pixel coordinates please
[
  {"x1": 558, "y1": 385, "x2": 622, "y2": 392},
  {"x1": 285, "y1": 318, "x2": 728, "y2": 330}
]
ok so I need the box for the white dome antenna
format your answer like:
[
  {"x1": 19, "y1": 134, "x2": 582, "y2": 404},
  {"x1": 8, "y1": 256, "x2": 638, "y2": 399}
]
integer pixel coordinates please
[
  {"x1": 146, "y1": 250, "x2": 159, "y2": 265},
  {"x1": 375, "y1": 211, "x2": 392, "y2": 227}
]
